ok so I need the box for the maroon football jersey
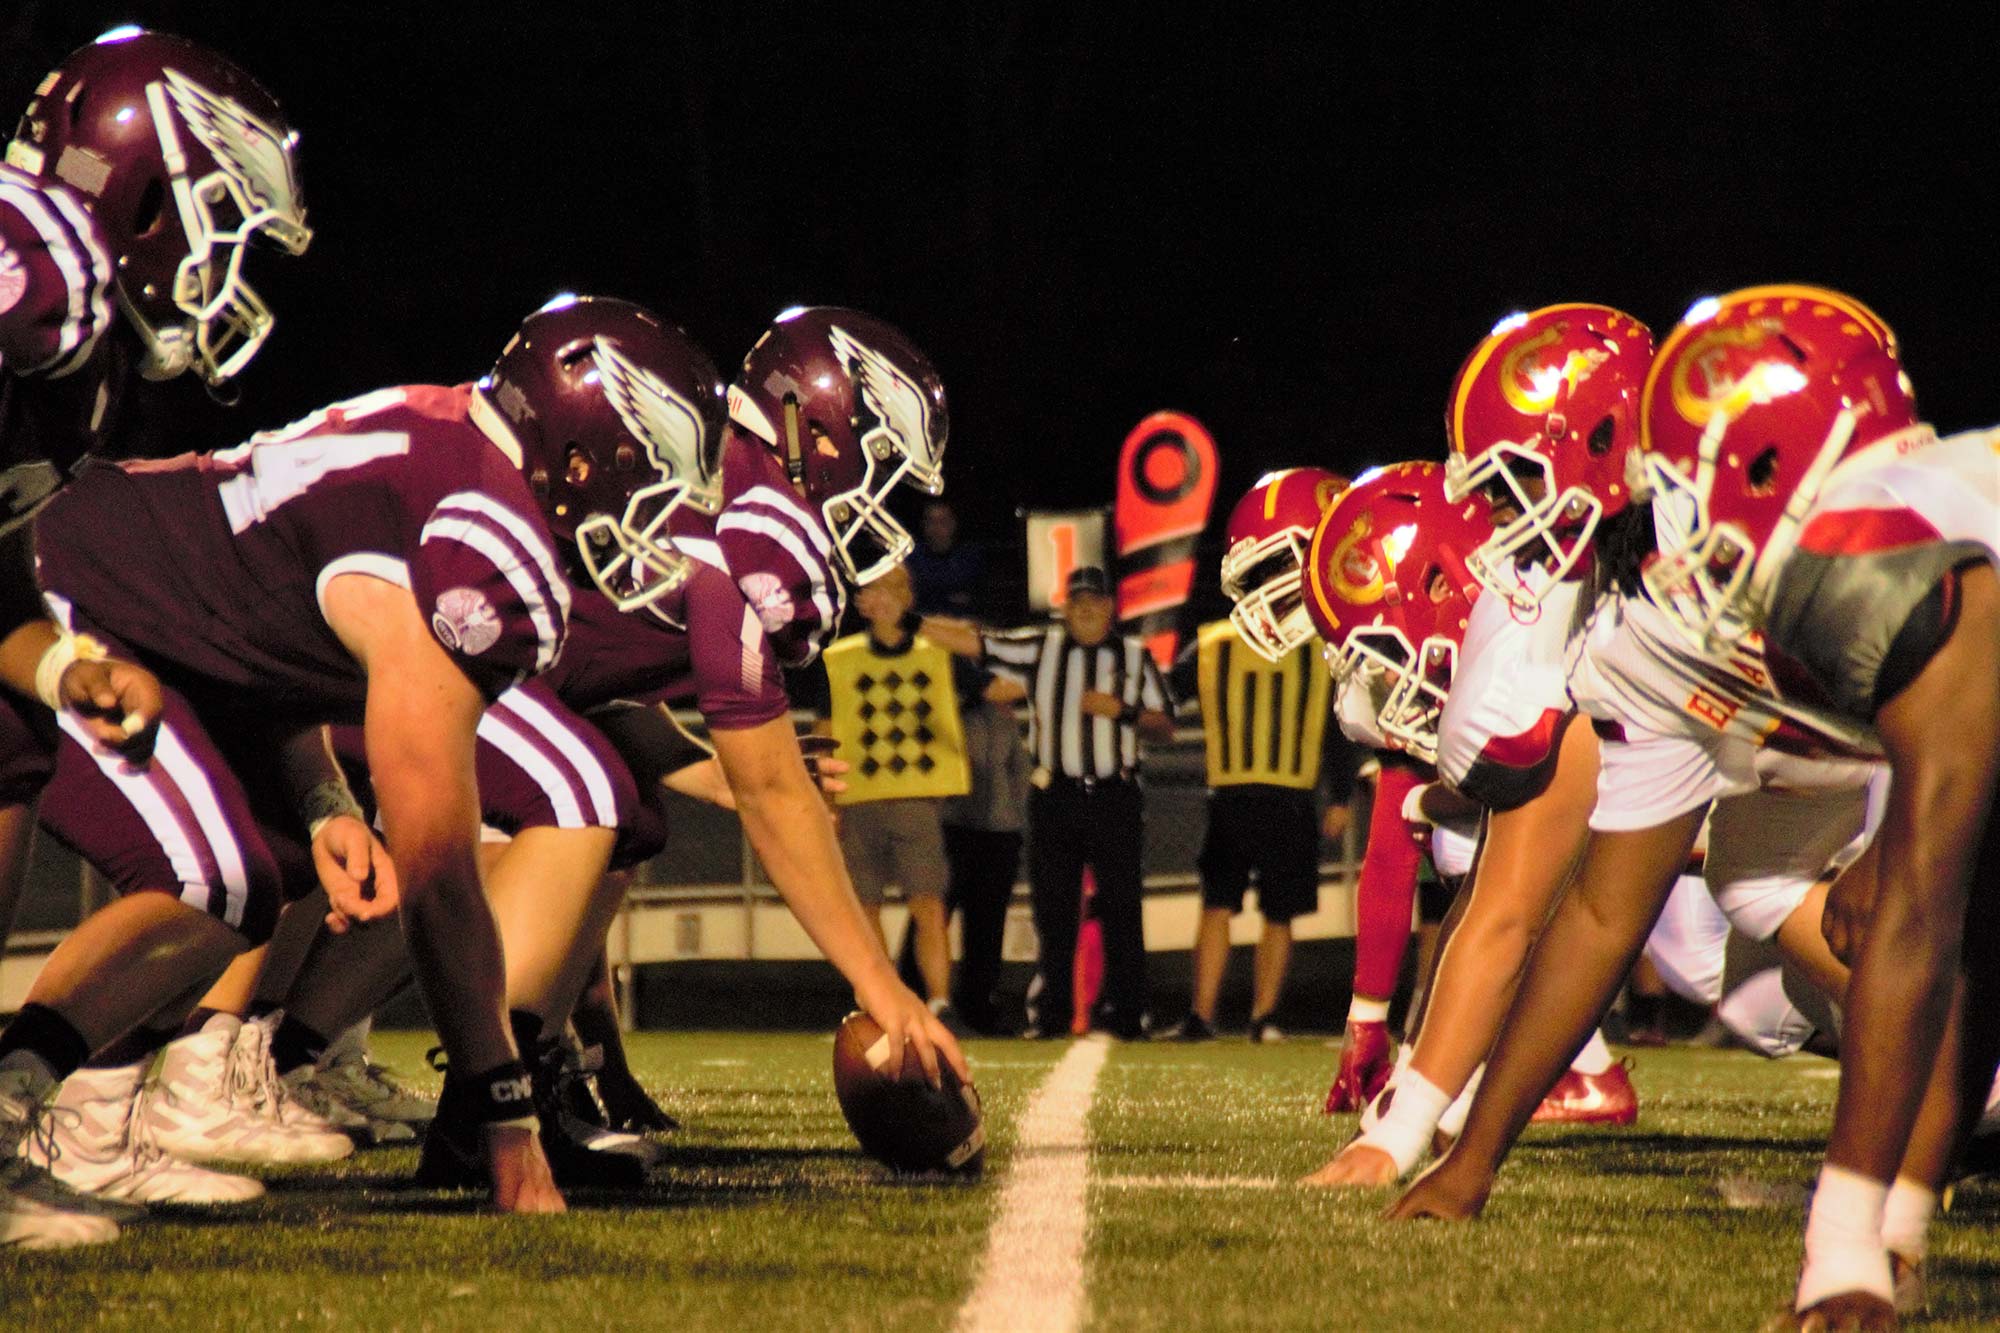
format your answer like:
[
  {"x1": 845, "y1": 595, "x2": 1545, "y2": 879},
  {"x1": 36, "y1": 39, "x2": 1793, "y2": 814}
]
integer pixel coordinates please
[
  {"x1": 546, "y1": 560, "x2": 789, "y2": 733},
  {"x1": 34, "y1": 383, "x2": 569, "y2": 710},
  {"x1": 0, "y1": 165, "x2": 118, "y2": 472},
  {"x1": 713, "y1": 438, "x2": 845, "y2": 669}
]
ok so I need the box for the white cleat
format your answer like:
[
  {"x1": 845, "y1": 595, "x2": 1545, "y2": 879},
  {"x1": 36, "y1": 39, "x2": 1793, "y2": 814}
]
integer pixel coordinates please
[
  {"x1": 1, "y1": 1063, "x2": 120, "y2": 1248},
  {"x1": 280, "y1": 1065, "x2": 411, "y2": 1145},
  {"x1": 22, "y1": 1062, "x2": 263, "y2": 1205},
  {"x1": 316, "y1": 1020, "x2": 435, "y2": 1128},
  {"x1": 140, "y1": 1015, "x2": 351, "y2": 1166},
  {"x1": 233, "y1": 1015, "x2": 357, "y2": 1162}
]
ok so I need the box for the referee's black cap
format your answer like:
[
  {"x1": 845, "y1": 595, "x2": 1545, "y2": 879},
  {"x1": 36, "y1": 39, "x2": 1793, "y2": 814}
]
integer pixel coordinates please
[{"x1": 1066, "y1": 565, "x2": 1112, "y2": 599}]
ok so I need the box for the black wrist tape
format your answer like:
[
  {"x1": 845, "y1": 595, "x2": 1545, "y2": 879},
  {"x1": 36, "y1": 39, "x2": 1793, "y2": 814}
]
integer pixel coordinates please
[{"x1": 463, "y1": 1059, "x2": 537, "y2": 1126}]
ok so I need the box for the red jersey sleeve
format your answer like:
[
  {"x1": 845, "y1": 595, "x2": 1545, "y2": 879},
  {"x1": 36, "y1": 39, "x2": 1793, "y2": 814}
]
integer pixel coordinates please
[
  {"x1": 413, "y1": 489, "x2": 573, "y2": 700},
  {"x1": 681, "y1": 559, "x2": 791, "y2": 731},
  {"x1": 0, "y1": 169, "x2": 111, "y2": 380}
]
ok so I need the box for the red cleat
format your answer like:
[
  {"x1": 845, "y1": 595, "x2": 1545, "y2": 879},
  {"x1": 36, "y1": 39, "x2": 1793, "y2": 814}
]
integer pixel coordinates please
[
  {"x1": 1323, "y1": 1020, "x2": 1393, "y2": 1114},
  {"x1": 1531, "y1": 1058, "x2": 1638, "y2": 1126}
]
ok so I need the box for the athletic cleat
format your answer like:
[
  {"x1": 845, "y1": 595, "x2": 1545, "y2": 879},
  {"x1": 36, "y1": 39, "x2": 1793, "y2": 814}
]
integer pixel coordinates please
[
  {"x1": 1531, "y1": 1058, "x2": 1639, "y2": 1126},
  {"x1": 1, "y1": 1065, "x2": 122, "y2": 1247},
  {"x1": 1324, "y1": 1020, "x2": 1393, "y2": 1114},
  {"x1": 233, "y1": 1015, "x2": 358, "y2": 1161},
  {"x1": 1247, "y1": 1016, "x2": 1284, "y2": 1044},
  {"x1": 1163, "y1": 1014, "x2": 1217, "y2": 1043},
  {"x1": 316, "y1": 1021, "x2": 434, "y2": 1128},
  {"x1": 142, "y1": 1015, "x2": 352, "y2": 1166},
  {"x1": 23, "y1": 1062, "x2": 263, "y2": 1205},
  {"x1": 281, "y1": 1065, "x2": 410, "y2": 1145}
]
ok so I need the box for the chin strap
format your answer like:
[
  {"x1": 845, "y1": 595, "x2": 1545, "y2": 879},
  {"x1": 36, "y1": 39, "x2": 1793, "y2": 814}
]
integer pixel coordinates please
[{"x1": 782, "y1": 394, "x2": 806, "y2": 487}]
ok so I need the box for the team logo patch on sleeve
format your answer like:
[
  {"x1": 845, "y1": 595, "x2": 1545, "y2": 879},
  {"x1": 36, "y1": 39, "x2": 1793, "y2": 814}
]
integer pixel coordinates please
[
  {"x1": 432, "y1": 586, "x2": 502, "y2": 656},
  {"x1": 0, "y1": 244, "x2": 26, "y2": 315},
  {"x1": 739, "y1": 570, "x2": 797, "y2": 634}
]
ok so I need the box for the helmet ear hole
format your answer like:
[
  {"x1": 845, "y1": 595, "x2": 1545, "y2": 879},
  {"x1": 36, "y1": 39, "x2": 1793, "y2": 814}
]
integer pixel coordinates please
[
  {"x1": 1586, "y1": 416, "x2": 1616, "y2": 456},
  {"x1": 564, "y1": 444, "x2": 590, "y2": 486},
  {"x1": 1746, "y1": 445, "x2": 1781, "y2": 496},
  {"x1": 132, "y1": 177, "x2": 166, "y2": 238}
]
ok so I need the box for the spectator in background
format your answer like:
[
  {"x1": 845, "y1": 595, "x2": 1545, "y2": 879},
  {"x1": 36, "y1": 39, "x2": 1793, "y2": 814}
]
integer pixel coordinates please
[
  {"x1": 907, "y1": 498, "x2": 985, "y2": 616},
  {"x1": 1167, "y1": 617, "x2": 1357, "y2": 1042},
  {"x1": 924, "y1": 566, "x2": 1173, "y2": 1039},
  {"x1": 939, "y1": 680, "x2": 1032, "y2": 1034},
  {"x1": 817, "y1": 565, "x2": 986, "y2": 1032}
]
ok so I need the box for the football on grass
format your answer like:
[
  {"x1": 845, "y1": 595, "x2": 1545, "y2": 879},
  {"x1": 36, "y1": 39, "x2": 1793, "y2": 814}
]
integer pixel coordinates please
[{"x1": 832, "y1": 1011, "x2": 985, "y2": 1175}]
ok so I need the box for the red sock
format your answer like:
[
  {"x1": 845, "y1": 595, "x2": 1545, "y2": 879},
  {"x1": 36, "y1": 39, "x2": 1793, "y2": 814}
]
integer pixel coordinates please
[{"x1": 1352, "y1": 756, "x2": 1426, "y2": 1000}]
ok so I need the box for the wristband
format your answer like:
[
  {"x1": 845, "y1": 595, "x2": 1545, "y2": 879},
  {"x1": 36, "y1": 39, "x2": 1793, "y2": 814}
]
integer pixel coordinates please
[
  {"x1": 302, "y1": 779, "x2": 366, "y2": 841},
  {"x1": 463, "y1": 1059, "x2": 538, "y2": 1130},
  {"x1": 34, "y1": 631, "x2": 108, "y2": 711}
]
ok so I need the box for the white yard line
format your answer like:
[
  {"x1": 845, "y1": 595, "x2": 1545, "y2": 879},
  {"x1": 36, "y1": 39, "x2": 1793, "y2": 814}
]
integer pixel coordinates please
[
  {"x1": 954, "y1": 1036, "x2": 1112, "y2": 1333},
  {"x1": 1097, "y1": 1173, "x2": 1282, "y2": 1191}
]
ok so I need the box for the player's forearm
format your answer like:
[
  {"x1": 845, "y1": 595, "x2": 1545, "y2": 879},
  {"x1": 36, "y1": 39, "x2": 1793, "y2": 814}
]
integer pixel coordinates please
[
  {"x1": 0, "y1": 617, "x2": 58, "y2": 703},
  {"x1": 394, "y1": 828, "x2": 517, "y2": 1074},
  {"x1": 734, "y1": 774, "x2": 897, "y2": 990},
  {"x1": 1452, "y1": 815, "x2": 1697, "y2": 1174},
  {"x1": 1412, "y1": 793, "x2": 1590, "y2": 1092}
]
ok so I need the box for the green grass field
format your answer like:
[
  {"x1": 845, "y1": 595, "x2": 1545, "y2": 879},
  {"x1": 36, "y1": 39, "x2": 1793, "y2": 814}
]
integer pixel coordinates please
[{"x1": 6, "y1": 1032, "x2": 2000, "y2": 1331}]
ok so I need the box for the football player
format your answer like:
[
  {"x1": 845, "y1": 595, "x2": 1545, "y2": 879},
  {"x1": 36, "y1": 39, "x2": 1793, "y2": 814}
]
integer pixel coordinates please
[
  {"x1": 252, "y1": 302, "x2": 964, "y2": 1183},
  {"x1": 1376, "y1": 298, "x2": 1931, "y2": 1289},
  {"x1": 0, "y1": 27, "x2": 314, "y2": 1246},
  {"x1": 1216, "y1": 467, "x2": 1414, "y2": 1087},
  {"x1": 1634, "y1": 286, "x2": 1999, "y2": 1330}
]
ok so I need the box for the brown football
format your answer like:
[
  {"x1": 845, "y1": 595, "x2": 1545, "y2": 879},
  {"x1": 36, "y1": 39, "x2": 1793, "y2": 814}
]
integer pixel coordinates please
[{"x1": 832, "y1": 1011, "x2": 985, "y2": 1175}]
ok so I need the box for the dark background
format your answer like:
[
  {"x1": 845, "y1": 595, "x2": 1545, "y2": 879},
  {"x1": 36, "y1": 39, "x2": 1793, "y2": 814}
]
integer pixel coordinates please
[{"x1": 7, "y1": 2, "x2": 1998, "y2": 562}]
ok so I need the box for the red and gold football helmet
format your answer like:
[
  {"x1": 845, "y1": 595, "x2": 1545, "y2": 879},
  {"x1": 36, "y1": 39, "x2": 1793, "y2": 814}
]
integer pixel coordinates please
[
  {"x1": 1219, "y1": 466, "x2": 1349, "y2": 660},
  {"x1": 6, "y1": 27, "x2": 310, "y2": 385},
  {"x1": 1637, "y1": 284, "x2": 1921, "y2": 652},
  {"x1": 1443, "y1": 304, "x2": 1652, "y2": 614},
  {"x1": 1302, "y1": 461, "x2": 1489, "y2": 762}
]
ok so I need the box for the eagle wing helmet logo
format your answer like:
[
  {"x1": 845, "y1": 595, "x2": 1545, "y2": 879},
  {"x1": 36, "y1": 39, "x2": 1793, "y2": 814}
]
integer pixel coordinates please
[{"x1": 591, "y1": 336, "x2": 722, "y2": 512}]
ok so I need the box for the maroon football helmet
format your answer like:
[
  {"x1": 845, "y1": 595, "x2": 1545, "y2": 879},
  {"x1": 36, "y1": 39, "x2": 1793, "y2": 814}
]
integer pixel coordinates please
[
  {"x1": 5, "y1": 27, "x2": 310, "y2": 385},
  {"x1": 1637, "y1": 284, "x2": 1919, "y2": 651},
  {"x1": 1219, "y1": 467, "x2": 1350, "y2": 660},
  {"x1": 1442, "y1": 304, "x2": 1653, "y2": 614},
  {"x1": 1302, "y1": 461, "x2": 1489, "y2": 762},
  {"x1": 475, "y1": 294, "x2": 726, "y2": 613},
  {"x1": 727, "y1": 306, "x2": 948, "y2": 585}
]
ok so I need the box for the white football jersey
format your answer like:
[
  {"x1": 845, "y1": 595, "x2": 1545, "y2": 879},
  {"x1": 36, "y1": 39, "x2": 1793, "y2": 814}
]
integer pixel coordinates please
[
  {"x1": 1806, "y1": 425, "x2": 2000, "y2": 562},
  {"x1": 1568, "y1": 594, "x2": 1880, "y2": 830},
  {"x1": 1435, "y1": 573, "x2": 1579, "y2": 809}
]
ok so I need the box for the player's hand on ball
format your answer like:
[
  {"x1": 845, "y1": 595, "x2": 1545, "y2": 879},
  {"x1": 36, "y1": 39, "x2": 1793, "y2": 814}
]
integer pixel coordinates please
[
  {"x1": 1300, "y1": 1141, "x2": 1401, "y2": 1189},
  {"x1": 60, "y1": 655, "x2": 162, "y2": 758},
  {"x1": 485, "y1": 1123, "x2": 565, "y2": 1214},
  {"x1": 1383, "y1": 1154, "x2": 1489, "y2": 1222},
  {"x1": 312, "y1": 813, "x2": 400, "y2": 932},
  {"x1": 856, "y1": 975, "x2": 969, "y2": 1089}
]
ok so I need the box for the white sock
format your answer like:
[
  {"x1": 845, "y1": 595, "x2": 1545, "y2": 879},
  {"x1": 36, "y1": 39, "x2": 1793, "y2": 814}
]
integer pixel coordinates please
[
  {"x1": 1359, "y1": 1069, "x2": 1452, "y2": 1176},
  {"x1": 1796, "y1": 1164, "x2": 1893, "y2": 1310},
  {"x1": 1436, "y1": 1062, "x2": 1485, "y2": 1139},
  {"x1": 1571, "y1": 1029, "x2": 1614, "y2": 1076},
  {"x1": 1880, "y1": 1176, "x2": 1937, "y2": 1262},
  {"x1": 1348, "y1": 996, "x2": 1391, "y2": 1025}
]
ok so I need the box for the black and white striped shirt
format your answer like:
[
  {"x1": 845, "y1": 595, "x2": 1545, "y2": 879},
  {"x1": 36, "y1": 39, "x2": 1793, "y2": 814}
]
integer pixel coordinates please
[{"x1": 982, "y1": 625, "x2": 1171, "y2": 781}]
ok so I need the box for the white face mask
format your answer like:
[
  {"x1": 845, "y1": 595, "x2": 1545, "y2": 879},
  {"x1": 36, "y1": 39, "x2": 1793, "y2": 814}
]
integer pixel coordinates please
[{"x1": 1333, "y1": 662, "x2": 1391, "y2": 750}]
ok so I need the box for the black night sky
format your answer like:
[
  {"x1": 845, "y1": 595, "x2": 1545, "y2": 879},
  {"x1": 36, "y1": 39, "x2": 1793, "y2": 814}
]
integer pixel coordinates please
[{"x1": 7, "y1": 3, "x2": 1998, "y2": 563}]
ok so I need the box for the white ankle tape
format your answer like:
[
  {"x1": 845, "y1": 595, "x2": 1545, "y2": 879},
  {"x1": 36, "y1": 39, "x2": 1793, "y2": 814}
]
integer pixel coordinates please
[
  {"x1": 1360, "y1": 1070, "x2": 1452, "y2": 1176},
  {"x1": 1797, "y1": 1164, "x2": 1892, "y2": 1309}
]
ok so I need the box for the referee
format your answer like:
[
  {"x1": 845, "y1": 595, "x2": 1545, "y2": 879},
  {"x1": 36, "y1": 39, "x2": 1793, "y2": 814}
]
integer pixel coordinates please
[{"x1": 928, "y1": 566, "x2": 1172, "y2": 1037}]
